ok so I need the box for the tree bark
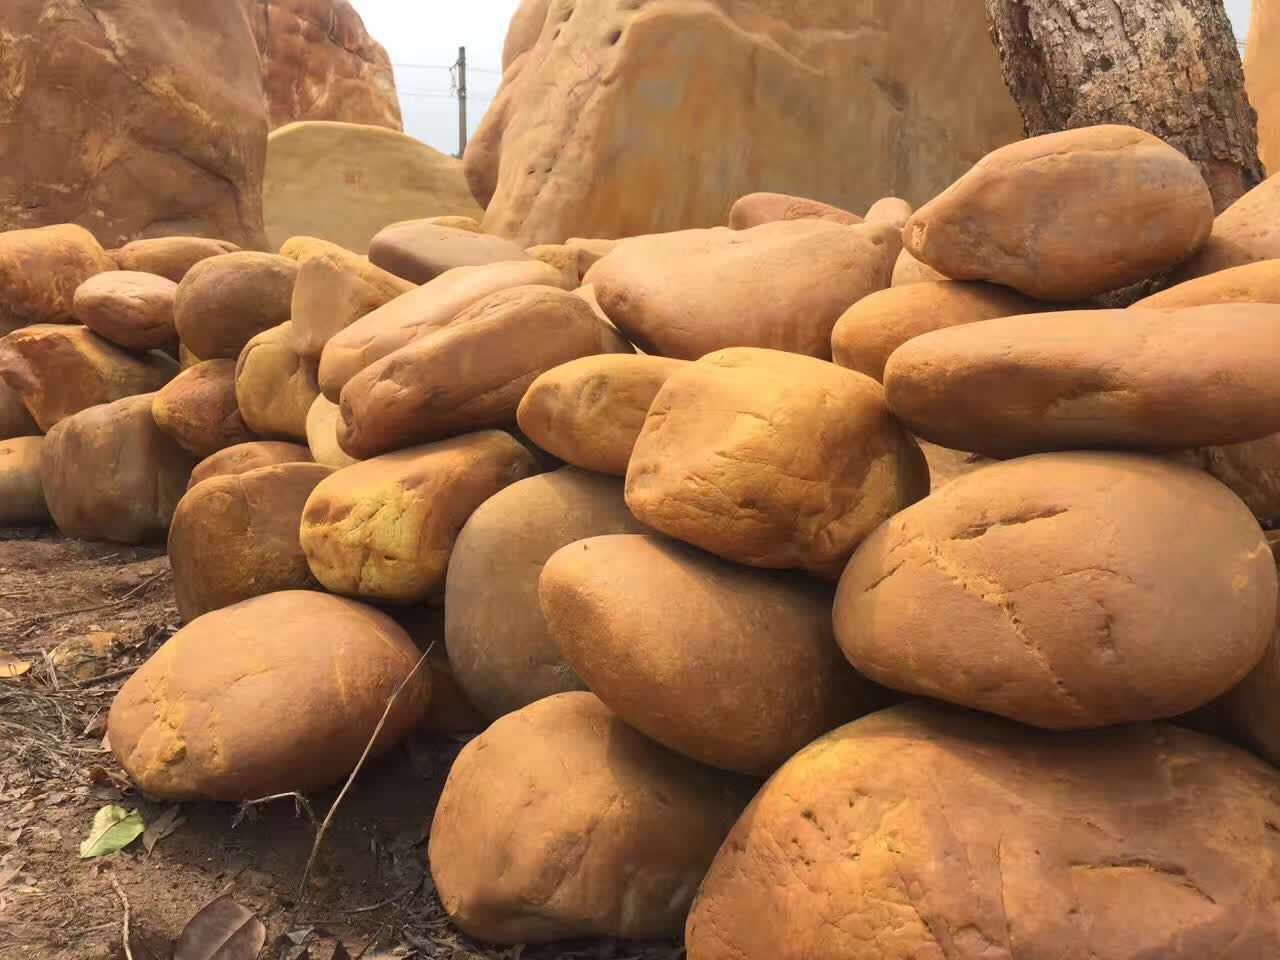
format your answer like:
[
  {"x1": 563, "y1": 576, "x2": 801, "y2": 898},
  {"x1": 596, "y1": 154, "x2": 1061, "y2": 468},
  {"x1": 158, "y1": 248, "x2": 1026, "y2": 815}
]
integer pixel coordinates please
[{"x1": 984, "y1": 0, "x2": 1264, "y2": 212}]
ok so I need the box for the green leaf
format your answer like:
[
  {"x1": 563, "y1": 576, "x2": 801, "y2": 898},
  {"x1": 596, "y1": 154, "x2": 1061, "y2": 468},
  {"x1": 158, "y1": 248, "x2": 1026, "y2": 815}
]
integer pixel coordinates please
[{"x1": 79, "y1": 805, "x2": 144, "y2": 859}]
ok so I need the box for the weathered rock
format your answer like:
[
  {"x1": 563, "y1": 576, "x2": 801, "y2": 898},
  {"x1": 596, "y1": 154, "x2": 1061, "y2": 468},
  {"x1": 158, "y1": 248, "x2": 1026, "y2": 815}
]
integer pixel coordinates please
[
  {"x1": 0, "y1": 0, "x2": 267, "y2": 249},
  {"x1": 152, "y1": 360, "x2": 255, "y2": 458},
  {"x1": 543, "y1": 535, "x2": 882, "y2": 775},
  {"x1": 727, "y1": 193, "x2": 862, "y2": 230},
  {"x1": 368, "y1": 223, "x2": 532, "y2": 285},
  {"x1": 305, "y1": 395, "x2": 358, "y2": 468},
  {"x1": 265, "y1": 122, "x2": 484, "y2": 253},
  {"x1": 429, "y1": 692, "x2": 752, "y2": 944},
  {"x1": 170, "y1": 462, "x2": 334, "y2": 621},
  {"x1": 586, "y1": 220, "x2": 897, "y2": 359},
  {"x1": 0, "y1": 437, "x2": 48, "y2": 526},
  {"x1": 468, "y1": 0, "x2": 1021, "y2": 245},
  {"x1": 175, "y1": 253, "x2": 298, "y2": 361},
  {"x1": 1199, "y1": 434, "x2": 1280, "y2": 527},
  {"x1": 390, "y1": 607, "x2": 488, "y2": 735},
  {"x1": 0, "y1": 325, "x2": 176, "y2": 432},
  {"x1": 338, "y1": 285, "x2": 631, "y2": 459},
  {"x1": 445, "y1": 468, "x2": 647, "y2": 719},
  {"x1": 686, "y1": 703, "x2": 1280, "y2": 960},
  {"x1": 188, "y1": 440, "x2": 313, "y2": 489},
  {"x1": 41, "y1": 394, "x2": 196, "y2": 543},
  {"x1": 1139, "y1": 259, "x2": 1280, "y2": 309},
  {"x1": 627, "y1": 348, "x2": 927, "y2": 578},
  {"x1": 0, "y1": 383, "x2": 38, "y2": 440},
  {"x1": 1221, "y1": 624, "x2": 1280, "y2": 768},
  {"x1": 424, "y1": 216, "x2": 483, "y2": 233},
  {"x1": 48, "y1": 632, "x2": 120, "y2": 682},
  {"x1": 502, "y1": 0, "x2": 551, "y2": 69},
  {"x1": 300, "y1": 431, "x2": 534, "y2": 604},
  {"x1": 517, "y1": 355, "x2": 686, "y2": 475},
  {"x1": 892, "y1": 248, "x2": 948, "y2": 286},
  {"x1": 1180, "y1": 173, "x2": 1280, "y2": 280},
  {"x1": 864, "y1": 196, "x2": 913, "y2": 228},
  {"x1": 0, "y1": 226, "x2": 114, "y2": 330},
  {"x1": 918, "y1": 440, "x2": 996, "y2": 492},
  {"x1": 524, "y1": 243, "x2": 579, "y2": 287},
  {"x1": 1247, "y1": 0, "x2": 1280, "y2": 174},
  {"x1": 235, "y1": 323, "x2": 320, "y2": 442},
  {"x1": 111, "y1": 237, "x2": 241, "y2": 283},
  {"x1": 565, "y1": 238, "x2": 619, "y2": 277},
  {"x1": 905, "y1": 126, "x2": 1214, "y2": 300},
  {"x1": 319, "y1": 260, "x2": 566, "y2": 400},
  {"x1": 109, "y1": 591, "x2": 429, "y2": 800},
  {"x1": 834, "y1": 452, "x2": 1276, "y2": 729},
  {"x1": 74, "y1": 271, "x2": 178, "y2": 352},
  {"x1": 884, "y1": 304, "x2": 1280, "y2": 457}
]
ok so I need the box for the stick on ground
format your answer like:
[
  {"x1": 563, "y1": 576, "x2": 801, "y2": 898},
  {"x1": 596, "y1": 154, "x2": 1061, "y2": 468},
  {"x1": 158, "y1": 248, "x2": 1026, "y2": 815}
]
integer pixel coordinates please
[{"x1": 107, "y1": 871, "x2": 134, "y2": 960}]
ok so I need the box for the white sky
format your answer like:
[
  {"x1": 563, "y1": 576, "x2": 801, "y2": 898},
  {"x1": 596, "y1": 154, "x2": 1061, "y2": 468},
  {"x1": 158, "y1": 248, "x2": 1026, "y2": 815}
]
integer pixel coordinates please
[{"x1": 350, "y1": 0, "x2": 1255, "y2": 156}]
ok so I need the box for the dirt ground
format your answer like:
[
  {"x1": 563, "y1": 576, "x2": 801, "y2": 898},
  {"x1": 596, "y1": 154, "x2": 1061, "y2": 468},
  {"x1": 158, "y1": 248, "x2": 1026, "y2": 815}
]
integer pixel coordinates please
[{"x1": 0, "y1": 530, "x2": 682, "y2": 960}]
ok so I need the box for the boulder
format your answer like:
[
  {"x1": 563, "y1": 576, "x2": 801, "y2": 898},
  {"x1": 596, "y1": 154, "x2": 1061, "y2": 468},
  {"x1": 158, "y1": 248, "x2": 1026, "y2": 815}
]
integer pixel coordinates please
[
  {"x1": 517, "y1": 355, "x2": 686, "y2": 475},
  {"x1": 265, "y1": 122, "x2": 484, "y2": 253},
  {"x1": 429, "y1": 692, "x2": 752, "y2": 944},
  {"x1": 0, "y1": 325, "x2": 177, "y2": 431},
  {"x1": 299, "y1": 431, "x2": 535, "y2": 604},
  {"x1": 305, "y1": 395, "x2": 358, "y2": 468},
  {"x1": 502, "y1": 0, "x2": 551, "y2": 69},
  {"x1": 368, "y1": 223, "x2": 532, "y2": 285},
  {"x1": 542, "y1": 535, "x2": 882, "y2": 775},
  {"x1": 0, "y1": 437, "x2": 48, "y2": 526},
  {"x1": 0, "y1": 383, "x2": 38, "y2": 440},
  {"x1": 152, "y1": 360, "x2": 255, "y2": 458},
  {"x1": 108, "y1": 591, "x2": 430, "y2": 800},
  {"x1": 0, "y1": 225, "x2": 114, "y2": 330},
  {"x1": 73, "y1": 271, "x2": 179, "y2": 352},
  {"x1": 188, "y1": 441, "x2": 313, "y2": 489},
  {"x1": 111, "y1": 237, "x2": 241, "y2": 283},
  {"x1": 1179, "y1": 173, "x2": 1280, "y2": 280},
  {"x1": 834, "y1": 452, "x2": 1277, "y2": 730},
  {"x1": 627, "y1": 348, "x2": 928, "y2": 578},
  {"x1": 831, "y1": 280, "x2": 1042, "y2": 382},
  {"x1": 41, "y1": 394, "x2": 197, "y2": 543},
  {"x1": 884, "y1": 304, "x2": 1280, "y2": 457},
  {"x1": 864, "y1": 196, "x2": 913, "y2": 228},
  {"x1": 686, "y1": 703, "x2": 1280, "y2": 960},
  {"x1": 175, "y1": 253, "x2": 299, "y2": 361},
  {"x1": 235, "y1": 323, "x2": 321, "y2": 442},
  {"x1": 1247, "y1": 0, "x2": 1280, "y2": 173},
  {"x1": 390, "y1": 607, "x2": 488, "y2": 735},
  {"x1": 170, "y1": 462, "x2": 334, "y2": 621},
  {"x1": 565, "y1": 237, "x2": 619, "y2": 277},
  {"x1": 1221, "y1": 627, "x2": 1280, "y2": 768},
  {"x1": 1199, "y1": 434, "x2": 1280, "y2": 527},
  {"x1": 445, "y1": 468, "x2": 648, "y2": 719},
  {"x1": 727, "y1": 193, "x2": 862, "y2": 230},
  {"x1": 423, "y1": 216, "x2": 482, "y2": 233},
  {"x1": 338, "y1": 285, "x2": 631, "y2": 459},
  {"x1": 467, "y1": 0, "x2": 1021, "y2": 245},
  {"x1": 1135, "y1": 258, "x2": 1280, "y2": 308},
  {"x1": 919, "y1": 440, "x2": 996, "y2": 492},
  {"x1": 524, "y1": 243, "x2": 580, "y2": 287},
  {"x1": 904, "y1": 126, "x2": 1214, "y2": 300},
  {"x1": 585, "y1": 220, "x2": 897, "y2": 359},
  {"x1": 319, "y1": 260, "x2": 567, "y2": 400},
  {"x1": 892, "y1": 248, "x2": 947, "y2": 286}
]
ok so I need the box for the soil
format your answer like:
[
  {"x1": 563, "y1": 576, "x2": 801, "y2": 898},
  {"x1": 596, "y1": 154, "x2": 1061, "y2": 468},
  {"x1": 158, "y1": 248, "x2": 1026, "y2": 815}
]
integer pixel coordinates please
[{"x1": 0, "y1": 530, "x2": 683, "y2": 960}]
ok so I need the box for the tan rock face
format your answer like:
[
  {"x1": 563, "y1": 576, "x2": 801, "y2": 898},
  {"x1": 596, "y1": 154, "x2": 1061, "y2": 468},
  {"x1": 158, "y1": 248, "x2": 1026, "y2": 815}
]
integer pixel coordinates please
[
  {"x1": 170, "y1": 462, "x2": 333, "y2": 622},
  {"x1": 1248, "y1": 1, "x2": 1280, "y2": 174},
  {"x1": 175, "y1": 253, "x2": 298, "y2": 361},
  {"x1": 468, "y1": 0, "x2": 1020, "y2": 245},
  {"x1": 502, "y1": 0, "x2": 551, "y2": 69},
  {"x1": 1199, "y1": 434, "x2": 1280, "y2": 527},
  {"x1": 586, "y1": 220, "x2": 897, "y2": 359},
  {"x1": 892, "y1": 248, "x2": 948, "y2": 286},
  {"x1": 831, "y1": 280, "x2": 1042, "y2": 382},
  {"x1": 152, "y1": 360, "x2": 255, "y2": 458},
  {"x1": 445, "y1": 468, "x2": 648, "y2": 719},
  {"x1": 0, "y1": 226, "x2": 114, "y2": 329},
  {"x1": 74, "y1": 271, "x2": 179, "y2": 352},
  {"x1": 265, "y1": 122, "x2": 484, "y2": 253},
  {"x1": 111, "y1": 237, "x2": 241, "y2": 283},
  {"x1": 368, "y1": 223, "x2": 532, "y2": 285},
  {"x1": 0, "y1": 325, "x2": 177, "y2": 432},
  {"x1": 109, "y1": 591, "x2": 430, "y2": 801},
  {"x1": 188, "y1": 441, "x2": 313, "y2": 489},
  {"x1": 338, "y1": 285, "x2": 631, "y2": 459},
  {"x1": 0, "y1": 437, "x2": 48, "y2": 526},
  {"x1": 1135, "y1": 259, "x2": 1280, "y2": 308},
  {"x1": 524, "y1": 244, "x2": 579, "y2": 287},
  {"x1": 517, "y1": 355, "x2": 687, "y2": 475},
  {"x1": 626, "y1": 348, "x2": 927, "y2": 578},
  {"x1": 429, "y1": 692, "x2": 753, "y2": 945},
  {"x1": 300, "y1": 431, "x2": 535, "y2": 604},
  {"x1": 885, "y1": 305, "x2": 1280, "y2": 457},
  {"x1": 542, "y1": 535, "x2": 882, "y2": 775},
  {"x1": 305, "y1": 395, "x2": 358, "y2": 468},
  {"x1": 0, "y1": 383, "x2": 38, "y2": 441},
  {"x1": 835, "y1": 452, "x2": 1276, "y2": 730},
  {"x1": 905, "y1": 126, "x2": 1215, "y2": 300},
  {"x1": 864, "y1": 196, "x2": 913, "y2": 228},
  {"x1": 319, "y1": 260, "x2": 566, "y2": 400},
  {"x1": 1179, "y1": 175, "x2": 1280, "y2": 278},
  {"x1": 0, "y1": 0, "x2": 267, "y2": 249},
  {"x1": 41, "y1": 394, "x2": 196, "y2": 544},
  {"x1": 686, "y1": 703, "x2": 1280, "y2": 960},
  {"x1": 235, "y1": 323, "x2": 321, "y2": 442},
  {"x1": 727, "y1": 193, "x2": 862, "y2": 230}
]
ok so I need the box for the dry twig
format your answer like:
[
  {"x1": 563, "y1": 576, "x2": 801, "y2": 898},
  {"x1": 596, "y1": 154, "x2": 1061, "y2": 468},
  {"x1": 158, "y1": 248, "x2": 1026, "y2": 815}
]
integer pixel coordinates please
[{"x1": 106, "y1": 871, "x2": 134, "y2": 960}]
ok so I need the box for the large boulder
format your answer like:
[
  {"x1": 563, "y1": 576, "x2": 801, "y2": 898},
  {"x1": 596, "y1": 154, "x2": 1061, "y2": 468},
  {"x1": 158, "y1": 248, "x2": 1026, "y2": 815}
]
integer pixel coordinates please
[
  {"x1": 264, "y1": 122, "x2": 484, "y2": 253},
  {"x1": 585, "y1": 220, "x2": 897, "y2": 359},
  {"x1": 305, "y1": 395, "x2": 358, "y2": 469},
  {"x1": 1135, "y1": 259, "x2": 1280, "y2": 308},
  {"x1": 429, "y1": 692, "x2": 752, "y2": 944},
  {"x1": 0, "y1": 437, "x2": 49, "y2": 526},
  {"x1": 188, "y1": 440, "x2": 313, "y2": 489},
  {"x1": 368, "y1": 222, "x2": 532, "y2": 285},
  {"x1": 0, "y1": 226, "x2": 115, "y2": 330},
  {"x1": 41, "y1": 394, "x2": 197, "y2": 543},
  {"x1": 834, "y1": 452, "x2": 1277, "y2": 730},
  {"x1": 0, "y1": 383, "x2": 38, "y2": 441},
  {"x1": 235, "y1": 323, "x2": 321, "y2": 442},
  {"x1": 111, "y1": 237, "x2": 241, "y2": 283},
  {"x1": 686, "y1": 703, "x2": 1280, "y2": 960},
  {"x1": 727, "y1": 193, "x2": 861, "y2": 230},
  {"x1": 0, "y1": 325, "x2": 176, "y2": 431},
  {"x1": 74, "y1": 271, "x2": 179, "y2": 352},
  {"x1": 151, "y1": 360, "x2": 255, "y2": 458},
  {"x1": 0, "y1": 0, "x2": 267, "y2": 249},
  {"x1": 627, "y1": 348, "x2": 928, "y2": 578},
  {"x1": 299, "y1": 432, "x2": 535, "y2": 604},
  {"x1": 445, "y1": 468, "x2": 648, "y2": 719},
  {"x1": 108, "y1": 591, "x2": 430, "y2": 801},
  {"x1": 175, "y1": 253, "x2": 298, "y2": 361},
  {"x1": 1246, "y1": 2, "x2": 1280, "y2": 177},
  {"x1": 467, "y1": 0, "x2": 1021, "y2": 245},
  {"x1": 1178, "y1": 173, "x2": 1280, "y2": 278}
]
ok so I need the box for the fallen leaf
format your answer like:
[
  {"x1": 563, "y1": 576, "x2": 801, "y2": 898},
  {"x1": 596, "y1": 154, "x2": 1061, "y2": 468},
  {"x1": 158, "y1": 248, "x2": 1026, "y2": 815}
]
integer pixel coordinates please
[
  {"x1": 143, "y1": 805, "x2": 185, "y2": 854},
  {"x1": 79, "y1": 805, "x2": 144, "y2": 859},
  {"x1": 174, "y1": 895, "x2": 266, "y2": 960},
  {"x1": 87, "y1": 766, "x2": 130, "y2": 792},
  {"x1": 0, "y1": 652, "x2": 30, "y2": 679}
]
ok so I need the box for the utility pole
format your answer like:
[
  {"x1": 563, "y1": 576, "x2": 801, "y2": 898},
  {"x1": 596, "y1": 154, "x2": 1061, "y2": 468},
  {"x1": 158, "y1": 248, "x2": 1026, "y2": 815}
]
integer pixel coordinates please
[{"x1": 456, "y1": 46, "x2": 468, "y2": 158}]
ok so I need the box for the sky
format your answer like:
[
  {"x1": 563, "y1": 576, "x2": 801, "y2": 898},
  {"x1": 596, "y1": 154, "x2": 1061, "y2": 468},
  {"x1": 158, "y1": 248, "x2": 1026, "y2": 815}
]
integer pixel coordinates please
[{"x1": 350, "y1": 0, "x2": 1256, "y2": 157}]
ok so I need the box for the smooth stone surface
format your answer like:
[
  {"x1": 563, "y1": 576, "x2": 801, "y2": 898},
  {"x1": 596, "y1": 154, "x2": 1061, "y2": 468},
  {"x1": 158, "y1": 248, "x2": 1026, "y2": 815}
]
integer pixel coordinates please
[
  {"x1": 892, "y1": 247, "x2": 948, "y2": 285},
  {"x1": 1179, "y1": 172, "x2": 1280, "y2": 278},
  {"x1": 112, "y1": 237, "x2": 241, "y2": 283},
  {"x1": 74, "y1": 271, "x2": 179, "y2": 352},
  {"x1": 1135, "y1": 258, "x2": 1280, "y2": 308},
  {"x1": 0, "y1": 225, "x2": 115, "y2": 329},
  {"x1": 0, "y1": 437, "x2": 49, "y2": 526},
  {"x1": 175, "y1": 252, "x2": 298, "y2": 361},
  {"x1": 727, "y1": 193, "x2": 862, "y2": 230},
  {"x1": 524, "y1": 243, "x2": 580, "y2": 287},
  {"x1": 368, "y1": 222, "x2": 532, "y2": 284},
  {"x1": 863, "y1": 196, "x2": 913, "y2": 228},
  {"x1": 305, "y1": 394, "x2": 358, "y2": 468},
  {"x1": 1199, "y1": 433, "x2": 1280, "y2": 527},
  {"x1": 151, "y1": 360, "x2": 255, "y2": 457},
  {"x1": 0, "y1": 382, "x2": 38, "y2": 440},
  {"x1": 235, "y1": 322, "x2": 320, "y2": 442},
  {"x1": 188, "y1": 441, "x2": 313, "y2": 489}
]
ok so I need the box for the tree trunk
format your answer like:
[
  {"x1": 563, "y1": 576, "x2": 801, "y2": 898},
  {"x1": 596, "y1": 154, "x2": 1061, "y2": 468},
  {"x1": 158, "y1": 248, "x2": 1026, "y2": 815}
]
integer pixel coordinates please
[{"x1": 984, "y1": 0, "x2": 1264, "y2": 212}]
